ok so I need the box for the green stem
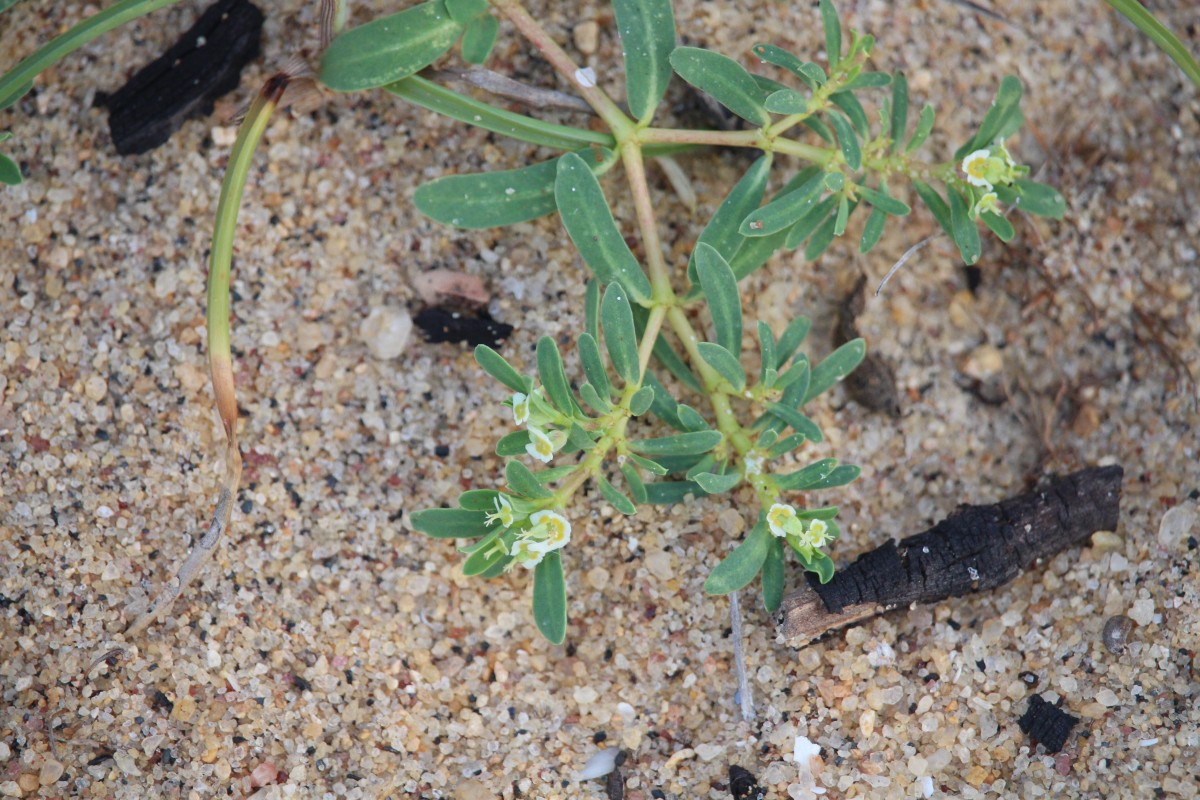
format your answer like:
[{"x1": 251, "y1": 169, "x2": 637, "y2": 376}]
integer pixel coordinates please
[
  {"x1": 640, "y1": 126, "x2": 831, "y2": 164},
  {"x1": 1103, "y1": 0, "x2": 1200, "y2": 87},
  {"x1": 620, "y1": 143, "x2": 673, "y2": 302},
  {"x1": 0, "y1": 0, "x2": 183, "y2": 110},
  {"x1": 665, "y1": 306, "x2": 753, "y2": 455},
  {"x1": 489, "y1": 0, "x2": 635, "y2": 138},
  {"x1": 207, "y1": 76, "x2": 284, "y2": 433},
  {"x1": 637, "y1": 305, "x2": 668, "y2": 375}
]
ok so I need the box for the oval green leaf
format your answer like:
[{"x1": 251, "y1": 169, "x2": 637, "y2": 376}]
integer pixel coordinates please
[
  {"x1": 889, "y1": 73, "x2": 909, "y2": 152},
  {"x1": 387, "y1": 76, "x2": 613, "y2": 150},
  {"x1": 410, "y1": 507, "x2": 492, "y2": 538},
  {"x1": 761, "y1": 537, "x2": 785, "y2": 613},
  {"x1": 601, "y1": 284, "x2": 640, "y2": 384},
  {"x1": 556, "y1": 153, "x2": 652, "y2": 303},
  {"x1": 320, "y1": 1, "x2": 463, "y2": 92},
  {"x1": 613, "y1": 0, "x2": 676, "y2": 121},
  {"x1": 739, "y1": 167, "x2": 824, "y2": 237},
  {"x1": 629, "y1": 430, "x2": 723, "y2": 457},
  {"x1": 948, "y1": 187, "x2": 981, "y2": 265},
  {"x1": 536, "y1": 336, "x2": 580, "y2": 417},
  {"x1": 1013, "y1": 177, "x2": 1065, "y2": 219},
  {"x1": 697, "y1": 342, "x2": 746, "y2": 391},
  {"x1": 599, "y1": 475, "x2": 637, "y2": 515},
  {"x1": 532, "y1": 551, "x2": 567, "y2": 644},
  {"x1": 688, "y1": 155, "x2": 771, "y2": 284},
  {"x1": 693, "y1": 244, "x2": 743, "y2": 358},
  {"x1": 669, "y1": 46, "x2": 770, "y2": 126},
  {"x1": 505, "y1": 459, "x2": 554, "y2": 499},
  {"x1": 704, "y1": 522, "x2": 771, "y2": 594},
  {"x1": 803, "y1": 338, "x2": 865, "y2": 403},
  {"x1": 475, "y1": 344, "x2": 531, "y2": 393},
  {"x1": 460, "y1": 13, "x2": 498, "y2": 64}
]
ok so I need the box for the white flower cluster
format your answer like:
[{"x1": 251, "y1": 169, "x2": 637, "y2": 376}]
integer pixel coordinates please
[
  {"x1": 766, "y1": 502, "x2": 834, "y2": 556},
  {"x1": 509, "y1": 389, "x2": 565, "y2": 464},
  {"x1": 484, "y1": 495, "x2": 572, "y2": 569},
  {"x1": 960, "y1": 140, "x2": 1023, "y2": 220}
]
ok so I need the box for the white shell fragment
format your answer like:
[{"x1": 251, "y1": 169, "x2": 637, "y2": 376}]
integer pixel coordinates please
[
  {"x1": 578, "y1": 747, "x2": 621, "y2": 780},
  {"x1": 574, "y1": 67, "x2": 597, "y2": 88}
]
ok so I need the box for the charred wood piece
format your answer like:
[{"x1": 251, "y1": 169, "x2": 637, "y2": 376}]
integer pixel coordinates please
[
  {"x1": 780, "y1": 466, "x2": 1123, "y2": 644},
  {"x1": 99, "y1": 0, "x2": 263, "y2": 155}
]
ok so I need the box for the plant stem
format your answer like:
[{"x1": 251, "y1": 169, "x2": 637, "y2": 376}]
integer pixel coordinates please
[
  {"x1": 127, "y1": 70, "x2": 287, "y2": 636},
  {"x1": 640, "y1": 126, "x2": 833, "y2": 164},
  {"x1": 1103, "y1": 0, "x2": 1200, "y2": 88},
  {"x1": 620, "y1": 143, "x2": 672, "y2": 302},
  {"x1": 665, "y1": 306, "x2": 753, "y2": 455},
  {"x1": 637, "y1": 305, "x2": 668, "y2": 375},
  {"x1": 489, "y1": 0, "x2": 634, "y2": 138},
  {"x1": 0, "y1": 0, "x2": 183, "y2": 110}
]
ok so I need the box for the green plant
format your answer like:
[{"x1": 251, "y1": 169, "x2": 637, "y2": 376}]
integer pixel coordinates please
[
  {"x1": 336, "y1": 0, "x2": 1065, "y2": 644},
  {"x1": 1, "y1": 0, "x2": 1075, "y2": 643}
]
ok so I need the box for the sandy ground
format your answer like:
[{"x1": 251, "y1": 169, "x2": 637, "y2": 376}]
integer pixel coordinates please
[{"x1": 1, "y1": 0, "x2": 1198, "y2": 797}]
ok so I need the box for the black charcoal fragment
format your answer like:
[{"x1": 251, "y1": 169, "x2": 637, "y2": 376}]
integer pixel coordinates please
[
  {"x1": 99, "y1": 0, "x2": 263, "y2": 155},
  {"x1": 414, "y1": 306, "x2": 513, "y2": 348},
  {"x1": 1018, "y1": 694, "x2": 1079, "y2": 754},
  {"x1": 728, "y1": 765, "x2": 765, "y2": 800}
]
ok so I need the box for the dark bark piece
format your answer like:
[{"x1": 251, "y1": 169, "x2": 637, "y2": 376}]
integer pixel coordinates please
[
  {"x1": 728, "y1": 765, "x2": 765, "y2": 800},
  {"x1": 604, "y1": 766, "x2": 624, "y2": 800},
  {"x1": 834, "y1": 274, "x2": 901, "y2": 417},
  {"x1": 99, "y1": 0, "x2": 263, "y2": 155},
  {"x1": 414, "y1": 306, "x2": 513, "y2": 347},
  {"x1": 1018, "y1": 695, "x2": 1079, "y2": 754},
  {"x1": 780, "y1": 465, "x2": 1123, "y2": 643}
]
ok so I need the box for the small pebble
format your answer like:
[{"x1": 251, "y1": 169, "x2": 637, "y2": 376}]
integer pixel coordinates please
[
  {"x1": 456, "y1": 779, "x2": 492, "y2": 800},
  {"x1": 1090, "y1": 530, "x2": 1123, "y2": 552},
  {"x1": 84, "y1": 374, "x2": 108, "y2": 401},
  {"x1": 573, "y1": 20, "x2": 599, "y2": 55},
  {"x1": 113, "y1": 750, "x2": 141, "y2": 776},
  {"x1": 38, "y1": 758, "x2": 64, "y2": 785},
  {"x1": 587, "y1": 566, "x2": 610, "y2": 590},
  {"x1": 0, "y1": 782, "x2": 18, "y2": 798},
  {"x1": 1102, "y1": 614, "x2": 1134, "y2": 654},
  {"x1": 961, "y1": 343, "x2": 1003, "y2": 380},
  {"x1": 1127, "y1": 598, "x2": 1155, "y2": 627},
  {"x1": 1157, "y1": 502, "x2": 1197, "y2": 549},
  {"x1": 359, "y1": 306, "x2": 413, "y2": 360}
]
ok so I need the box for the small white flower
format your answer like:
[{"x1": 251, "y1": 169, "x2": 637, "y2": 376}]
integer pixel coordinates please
[
  {"x1": 767, "y1": 503, "x2": 797, "y2": 538},
  {"x1": 509, "y1": 538, "x2": 545, "y2": 568},
  {"x1": 485, "y1": 495, "x2": 515, "y2": 528},
  {"x1": 512, "y1": 392, "x2": 531, "y2": 426},
  {"x1": 525, "y1": 427, "x2": 555, "y2": 463},
  {"x1": 973, "y1": 191, "x2": 1001, "y2": 217},
  {"x1": 799, "y1": 519, "x2": 830, "y2": 549},
  {"x1": 962, "y1": 149, "x2": 993, "y2": 188},
  {"x1": 528, "y1": 510, "x2": 572, "y2": 552}
]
